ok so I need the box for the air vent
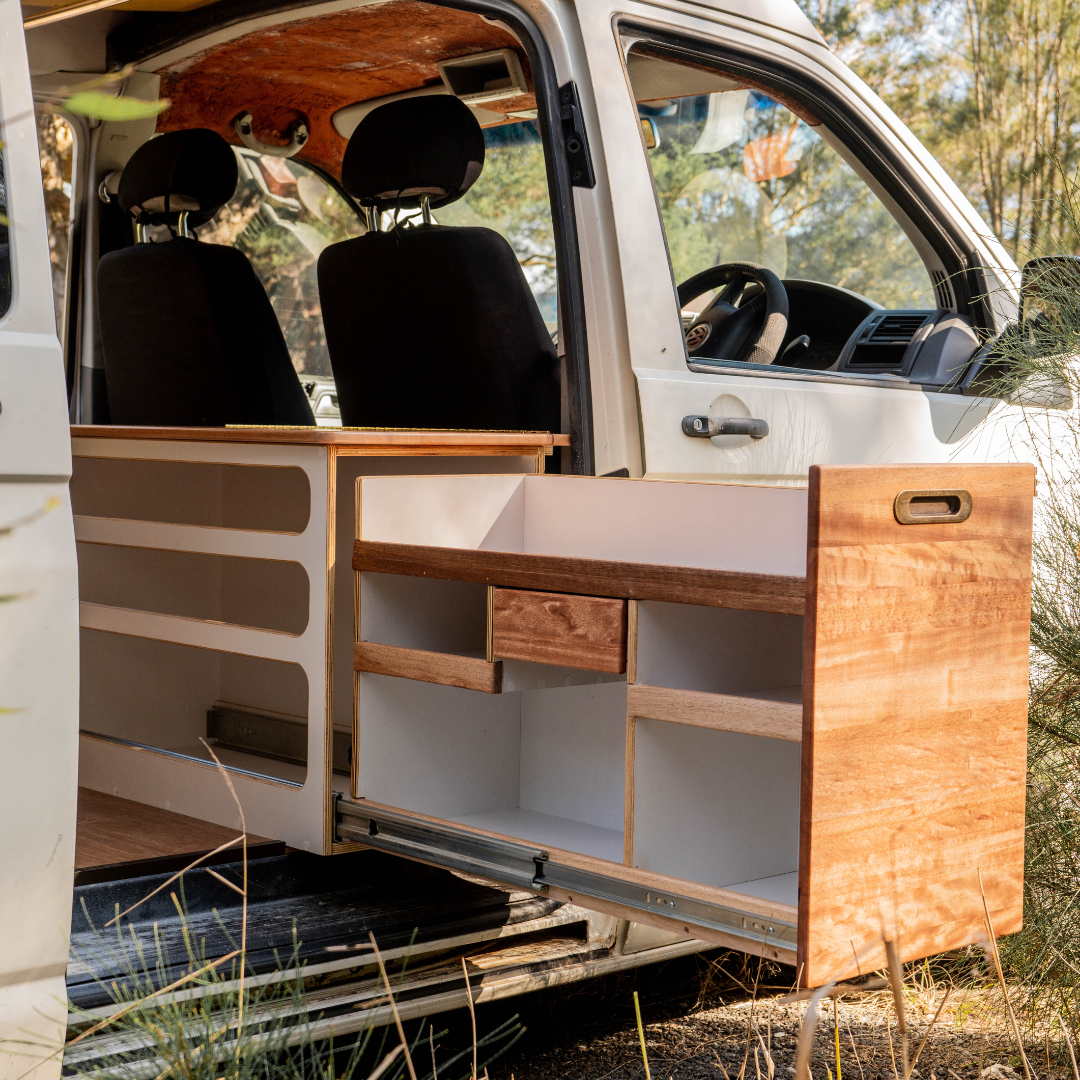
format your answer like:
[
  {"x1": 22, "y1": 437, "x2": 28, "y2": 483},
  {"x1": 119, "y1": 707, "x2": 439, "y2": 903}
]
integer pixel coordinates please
[
  {"x1": 867, "y1": 314, "x2": 930, "y2": 343},
  {"x1": 930, "y1": 269, "x2": 954, "y2": 309},
  {"x1": 847, "y1": 311, "x2": 934, "y2": 371}
]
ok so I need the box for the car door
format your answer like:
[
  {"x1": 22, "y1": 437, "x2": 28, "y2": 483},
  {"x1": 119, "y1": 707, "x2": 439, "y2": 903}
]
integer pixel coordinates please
[
  {"x1": 575, "y1": 0, "x2": 1022, "y2": 484},
  {"x1": 0, "y1": 1, "x2": 80, "y2": 1073}
]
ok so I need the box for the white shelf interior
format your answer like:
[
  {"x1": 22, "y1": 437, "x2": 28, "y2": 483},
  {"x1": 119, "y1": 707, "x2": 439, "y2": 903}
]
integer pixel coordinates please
[
  {"x1": 81, "y1": 630, "x2": 310, "y2": 783},
  {"x1": 71, "y1": 456, "x2": 311, "y2": 532},
  {"x1": 635, "y1": 601, "x2": 804, "y2": 696},
  {"x1": 356, "y1": 677, "x2": 628, "y2": 863},
  {"x1": 632, "y1": 718, "x2": 800, "y2": 892},
  {"x1": 78, "y1": 543, "x2": 310, "y2": 635},
  {"x1": 451, "y1": 808, "x2": 624, "y2": 863}
]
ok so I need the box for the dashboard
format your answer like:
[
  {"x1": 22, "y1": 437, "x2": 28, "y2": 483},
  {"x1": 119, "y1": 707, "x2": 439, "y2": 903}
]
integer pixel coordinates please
[{"x1": 777, "y1": 280, "x2": 982, "y2": 388}]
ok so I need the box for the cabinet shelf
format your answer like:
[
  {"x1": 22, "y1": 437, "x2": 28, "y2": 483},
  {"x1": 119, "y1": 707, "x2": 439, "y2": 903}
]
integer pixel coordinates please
[{"x1": 627, "y1": 684, "x2": 802, "y2": 741}]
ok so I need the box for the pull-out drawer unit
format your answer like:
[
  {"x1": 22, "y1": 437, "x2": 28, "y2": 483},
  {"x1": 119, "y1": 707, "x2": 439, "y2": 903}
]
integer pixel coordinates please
[{"x1": 344, "y1": 464, "x2": 1034, "y2": 987}]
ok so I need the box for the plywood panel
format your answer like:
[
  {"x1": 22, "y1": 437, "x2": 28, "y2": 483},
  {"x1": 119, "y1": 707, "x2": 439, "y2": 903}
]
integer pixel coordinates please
[
  {"x1": 628, "y1": 683, "x2": 802, "y2": 741},
  {"x1": 799, "y1": 463, "x2": 1033, "y2": 987},
  {"x1": 354, "y1": 641, "x2": 502, "y2": 694},
  {"x1": 355, "y1": 542, "x2": 805, "y2": 614},
  {"x1": 76, "y1": 787, "x2": 274, "y2": 870},
  {"x1": 492, "y1": 589, "x2": 627, "y2": 672}
]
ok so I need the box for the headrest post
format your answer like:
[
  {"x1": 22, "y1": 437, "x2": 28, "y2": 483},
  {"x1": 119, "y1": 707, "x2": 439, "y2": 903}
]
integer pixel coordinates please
[
  {"x1": 176, "y1": 210, "x2": 193, "y2": 239},
  {"x1": 136, "y1": 222, "x2": 150, "y2": 244},
  {"x1": 366, "y1": 206, "x2": 380, "y2": 233},
  {"x1": 420, "y1": 194, "x2": 432, "y2": 225}
]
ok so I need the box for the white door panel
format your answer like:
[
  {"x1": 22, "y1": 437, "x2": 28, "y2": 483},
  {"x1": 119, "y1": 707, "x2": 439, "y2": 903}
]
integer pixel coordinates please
[
  {"x1": 0, "y1": 1, "x2": 80, "y2": 1075},
  {"x1": 636, "y1": 368, "x2": 1016, "y2": 482}
]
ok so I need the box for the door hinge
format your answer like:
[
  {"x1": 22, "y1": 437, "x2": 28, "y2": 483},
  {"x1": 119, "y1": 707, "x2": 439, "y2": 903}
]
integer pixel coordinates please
[{"x1": 559, "y1": 81, "x2": 595, "y2": 189}]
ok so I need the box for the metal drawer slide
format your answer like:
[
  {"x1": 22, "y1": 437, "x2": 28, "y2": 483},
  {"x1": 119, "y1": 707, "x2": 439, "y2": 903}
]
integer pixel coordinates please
[{"x1": 335, "y1": 799, "x2": 797, "y2": 950}]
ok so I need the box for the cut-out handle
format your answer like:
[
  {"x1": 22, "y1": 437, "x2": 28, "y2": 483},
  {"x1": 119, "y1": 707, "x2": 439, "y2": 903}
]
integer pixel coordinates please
[{"x1": 894, "y1": 488, "x2": 973, "y2": 524}]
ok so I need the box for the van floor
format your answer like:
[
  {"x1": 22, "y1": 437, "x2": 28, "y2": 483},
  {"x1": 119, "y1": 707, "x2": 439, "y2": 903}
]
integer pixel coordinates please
[{"x1": 74, "y1": 786, "x2": 284, "y2": 886}]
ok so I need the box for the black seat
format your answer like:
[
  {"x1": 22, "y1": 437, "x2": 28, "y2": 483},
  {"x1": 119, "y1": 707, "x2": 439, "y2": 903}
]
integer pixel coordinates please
[
  {"x1": 317, "y1": 96, "x2": 560, "y2": 432},
  {"x1": 97, "y1": 129, "x2": 315, "y2": 427}
]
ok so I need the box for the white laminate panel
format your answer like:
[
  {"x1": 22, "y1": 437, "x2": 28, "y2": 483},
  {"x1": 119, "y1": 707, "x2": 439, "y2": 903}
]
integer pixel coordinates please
[
  {"x1": 633, "y1": 720, "x2": 800, "y2": 888},
  {"x1": 635, "y1": 602, "x2": 804, "y2": 695}
]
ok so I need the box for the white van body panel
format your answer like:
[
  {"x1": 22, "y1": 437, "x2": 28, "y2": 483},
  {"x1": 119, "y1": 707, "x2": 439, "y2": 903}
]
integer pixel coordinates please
[{"x1": 0, "y1": 0, "x2": 79, "y2": 1075}]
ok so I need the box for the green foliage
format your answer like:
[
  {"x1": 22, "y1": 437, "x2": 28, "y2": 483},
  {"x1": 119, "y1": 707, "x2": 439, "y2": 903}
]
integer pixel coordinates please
[
  {"x1": 968, "y1": 168, "x2": 1080, "y2": 1043},
  {"x1": 639, "y1": 86, "x2": 934, "y2": 308},
  {"x1": 796, "y1": 0, "x2": 1080, "y2": 257},
  {"x1": 61, "y1": 91, "x2": 169, "y2": 122}
]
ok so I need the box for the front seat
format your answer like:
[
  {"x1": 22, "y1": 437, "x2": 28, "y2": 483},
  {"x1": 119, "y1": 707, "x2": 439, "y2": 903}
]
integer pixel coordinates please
[
  {"x1": 317, "y1": 96, "x2": 560, "y2": 433},
  {"x1": 97, "y1": 128, "x2": 315, "y2": 427}
]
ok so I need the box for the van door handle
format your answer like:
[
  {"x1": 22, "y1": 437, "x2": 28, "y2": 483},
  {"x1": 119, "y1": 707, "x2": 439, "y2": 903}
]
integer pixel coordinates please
[{"x1": 682, "y1": 415, "x2": 769, "y2": 439}]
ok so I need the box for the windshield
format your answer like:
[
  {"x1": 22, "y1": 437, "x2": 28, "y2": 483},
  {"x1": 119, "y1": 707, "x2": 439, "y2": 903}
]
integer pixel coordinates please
[{"x1": 630, "y1": 52, "x2": 936, "y2": 311}]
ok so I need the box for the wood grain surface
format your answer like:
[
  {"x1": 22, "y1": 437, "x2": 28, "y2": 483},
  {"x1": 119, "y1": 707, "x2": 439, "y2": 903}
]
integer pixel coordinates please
[
  {"x1": 354, "y1": 541, "x2": 807, "y2": 614},
  {"x1": 76, "y1": 787, "x2": 273, "y2": 869},
  {"x1": 799, "y1": 463, "x2": 1033, "y2": 987},
  {"x1": 491, "y1": 588, "x2": 628, "y2": 672},
  {"x1": 354, "y1": 640, "x2": 503, "y2": 693},
  {"x1": 628, "y1": 683, "x2": 803, "y2": 741},
  {"x1": 71, "y1": 424, "x2": 568, "y2": 450}
]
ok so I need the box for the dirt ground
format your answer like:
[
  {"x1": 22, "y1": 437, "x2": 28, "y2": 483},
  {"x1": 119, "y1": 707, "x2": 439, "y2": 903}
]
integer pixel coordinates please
[{"x1": 442, "y1": 951, "x2": 1047, "y2": 1080}]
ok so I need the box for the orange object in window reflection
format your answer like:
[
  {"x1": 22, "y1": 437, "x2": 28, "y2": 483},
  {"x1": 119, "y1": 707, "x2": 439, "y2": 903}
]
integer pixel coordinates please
[{"x1": 743, "y1": 124, "x2": 798, "y2": 182}]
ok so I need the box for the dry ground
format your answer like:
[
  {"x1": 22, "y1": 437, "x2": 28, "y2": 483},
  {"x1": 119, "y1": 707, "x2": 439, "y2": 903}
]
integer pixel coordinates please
[{"x1": 430, "y1": 951, "x2": 1056, "y2": 1080}]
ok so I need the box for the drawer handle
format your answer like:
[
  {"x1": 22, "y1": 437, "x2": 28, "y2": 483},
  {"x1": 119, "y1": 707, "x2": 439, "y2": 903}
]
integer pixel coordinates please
[{"x1": 894, "y1": 488, "x2": 972, "y2": 524}]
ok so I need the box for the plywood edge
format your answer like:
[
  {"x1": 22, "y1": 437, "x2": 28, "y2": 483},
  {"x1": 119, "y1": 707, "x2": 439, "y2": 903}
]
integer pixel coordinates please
[
  {"x1": 71, "y1": 424, "x2": 568, "y2": 449},
  {"x1": 628, "y1": 683, "x2": 802, "y2": 742},
  {"x1": 354, "y1": 641, "x2": 502, "y2": 694},
  {"x1": 353, "y1": 541, "x2": 806, "y2": 615}
]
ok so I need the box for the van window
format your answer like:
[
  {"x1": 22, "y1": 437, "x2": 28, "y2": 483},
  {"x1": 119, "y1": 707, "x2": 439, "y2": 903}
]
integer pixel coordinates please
[
  {"x1": 626, "y1": 48, "x2": 936, "y2": 314},
  {"x1": 37, "y1": 111, "x2": 76, "y2": 344},
  {"x1": 436, "y1": 119, "x2": 557, "y2": 335},
  {"x1": 0, "y1": 151, "x2": 9, "y2": 320},
  {"x1": 197, "y1": 149, "x2": 363, "y2": 423}
]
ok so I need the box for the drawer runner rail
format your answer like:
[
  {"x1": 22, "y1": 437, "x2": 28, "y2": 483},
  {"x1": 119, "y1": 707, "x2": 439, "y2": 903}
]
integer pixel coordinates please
[{"x1": 335, "y1": 799, "x2": 797, "y2": 950}]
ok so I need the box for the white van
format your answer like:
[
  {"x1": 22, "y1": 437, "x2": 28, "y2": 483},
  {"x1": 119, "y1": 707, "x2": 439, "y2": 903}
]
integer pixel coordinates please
[{"x1": 0, "y1": 0, "x2": 1039, "y2": 1070}]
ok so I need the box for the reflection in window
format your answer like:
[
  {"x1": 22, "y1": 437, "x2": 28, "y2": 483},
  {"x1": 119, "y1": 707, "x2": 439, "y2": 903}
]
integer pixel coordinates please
[
  {"x1": 37, "y1": 112, "x2": 75, "y2": 339},
  {"x1": 436, "y1": 120, "x2": 558, "y2": 334},
  {"x1": 630, "y1": 52, "x2": 935, "y2": 311}
]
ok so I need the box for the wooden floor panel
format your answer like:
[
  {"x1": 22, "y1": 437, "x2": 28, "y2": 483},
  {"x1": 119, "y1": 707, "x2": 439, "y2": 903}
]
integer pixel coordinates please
[{"x1": 76, "y1": 787, "x2": 277, "y2": 873}]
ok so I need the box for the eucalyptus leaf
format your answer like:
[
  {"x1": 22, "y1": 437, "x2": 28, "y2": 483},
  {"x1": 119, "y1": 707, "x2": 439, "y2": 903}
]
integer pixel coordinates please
[{"x1": 61, "y1": 91, "x2": 169, "y2": 121}]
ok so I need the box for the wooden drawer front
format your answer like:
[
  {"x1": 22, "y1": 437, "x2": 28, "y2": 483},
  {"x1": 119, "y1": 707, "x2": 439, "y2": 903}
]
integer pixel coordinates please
[{"x1": 491, "y1": 589, "x2": 627, "y2": 673}]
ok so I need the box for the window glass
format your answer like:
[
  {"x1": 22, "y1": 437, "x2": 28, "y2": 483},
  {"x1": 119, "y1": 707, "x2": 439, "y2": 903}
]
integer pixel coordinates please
[
  {"x1": 435, "y1": 120, "x2": 558, "y2": 334},
  {"x1": 37, "y1": 111, "x2": 76, "y2": 342},
  {"x1": 627, "y1": 49, "x2": 936, "y2": 312},
  {"x1": 198, "y1": 149, "x2": 363, "y2": 424},
  {"x1": 0, "y1": 149, "x2": 9, "y2": 320}
]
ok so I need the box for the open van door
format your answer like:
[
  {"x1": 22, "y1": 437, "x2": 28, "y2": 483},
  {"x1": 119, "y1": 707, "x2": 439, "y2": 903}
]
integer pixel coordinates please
[{"x1": 0, "y1": 1, "x2": 79, "y2": 1074}]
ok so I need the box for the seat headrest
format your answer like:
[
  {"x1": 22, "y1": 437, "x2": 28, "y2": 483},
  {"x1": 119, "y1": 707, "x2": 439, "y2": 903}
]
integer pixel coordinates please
[
  {"x1": 340, "y1": 96, "x2": 485, "y2": 212},
  {"x1": 119, "y1": 129, "x2": 238, "y2": 227}
]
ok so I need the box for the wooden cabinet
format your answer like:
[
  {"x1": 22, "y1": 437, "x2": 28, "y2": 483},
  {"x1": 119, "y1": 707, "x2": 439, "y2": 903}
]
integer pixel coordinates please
[
  {"x1": 69, "y1": 425, "x2": 563, "y2": 857},
  {"x1": 345, "y1": 464, "x2": 1033, "y2": 986}
]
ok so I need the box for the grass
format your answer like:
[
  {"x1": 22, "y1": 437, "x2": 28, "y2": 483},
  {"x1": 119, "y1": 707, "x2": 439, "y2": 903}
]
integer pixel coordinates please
[{"x1": 11, "y1": 743, "x2": 524, "y2": 1080}]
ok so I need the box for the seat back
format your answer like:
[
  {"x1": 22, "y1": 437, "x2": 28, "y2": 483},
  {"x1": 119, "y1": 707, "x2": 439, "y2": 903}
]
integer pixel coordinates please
[
  {"x1": 317, "y1": 96, "x2": 559, "y2": 433},
  {"x1": 97, "y1": 129, "x2": 314, "y2": 427}
]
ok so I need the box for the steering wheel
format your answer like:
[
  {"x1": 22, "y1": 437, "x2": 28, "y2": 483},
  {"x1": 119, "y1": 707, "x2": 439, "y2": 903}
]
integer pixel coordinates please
[{"x1": 677, "y1": 262, "x2": 789, "y2": 365}]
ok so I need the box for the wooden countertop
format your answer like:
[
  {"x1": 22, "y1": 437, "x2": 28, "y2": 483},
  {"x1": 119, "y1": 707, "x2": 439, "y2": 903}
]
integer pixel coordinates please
[{"x1": 71, "y1": 425, "x2": 570, "y2": 451}]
